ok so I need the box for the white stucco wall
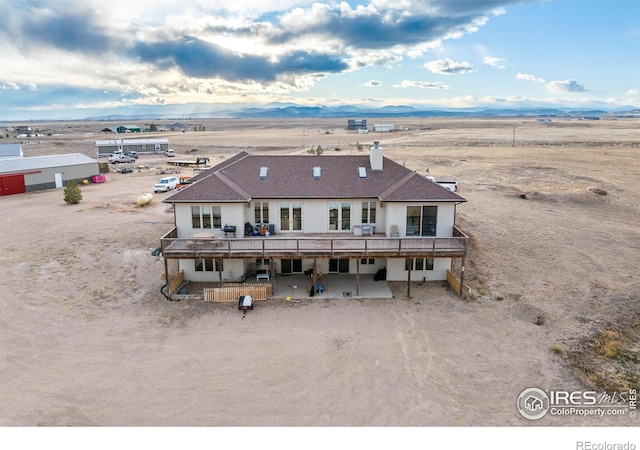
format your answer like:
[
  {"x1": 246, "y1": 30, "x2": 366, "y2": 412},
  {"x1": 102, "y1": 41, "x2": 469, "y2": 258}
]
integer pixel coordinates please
[
  {"x1": 386, "y1": 257, "x2": 452, "y2": 282},
  {"x1": 179, "y1": 258, "x2": 245, "y2": 283},
  {"x1": 174, "y1": 203, "x2": 246, "y2": 238},
  {"x1": 382, "y1": 202, "x2": 456, "y2": 237}
]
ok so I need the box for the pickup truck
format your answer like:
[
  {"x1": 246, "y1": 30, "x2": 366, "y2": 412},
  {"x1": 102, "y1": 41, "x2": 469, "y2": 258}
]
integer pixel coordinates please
[
  {"x1": 426, "y1": 176, "x2": 458, "y2": 192},
  {"x1": 108, "y1": 154, "x2": 135, "y2": 164}
]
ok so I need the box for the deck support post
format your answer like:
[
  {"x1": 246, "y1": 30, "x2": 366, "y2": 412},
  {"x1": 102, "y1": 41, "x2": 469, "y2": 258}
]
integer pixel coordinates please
[
  {"x1": 356, "y1": 258, "x2": 360, "y2": 296},
  {"x1": 460, "y1": 256, "x2": 465, "y2": 298},
  {"x1": 164, "y1": 257, "x2": 169, "y2": 294},
  {"x1": 407, "y1": 258, "x2": 412, "y2": 299},
  {"x1": 312, "y1": 257, "x2": 317, "y2": 296},
  {"x1": 218, "y1": 258, "x2": 223, "y2": 287}
]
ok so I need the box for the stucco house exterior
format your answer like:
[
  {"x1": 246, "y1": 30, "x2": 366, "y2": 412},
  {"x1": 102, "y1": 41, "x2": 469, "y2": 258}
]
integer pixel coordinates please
[{"x1": 159, "y1": 142, "x2": 468, "y2": 298}]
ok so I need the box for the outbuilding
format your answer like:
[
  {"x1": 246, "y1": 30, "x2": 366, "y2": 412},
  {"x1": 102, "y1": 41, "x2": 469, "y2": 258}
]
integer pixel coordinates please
[
  {"x1": 0, "y1": 153, "x2": 99, "y2": 196},
  {"x1": 373, "y1": 124, "x2": 395, "y2": 132},
  {"x1": 0, "y1": 143, "x2": 24, "y2": 159},
  {"x1": 95, "y1": 138, "x2": 170, "y2": 157}
]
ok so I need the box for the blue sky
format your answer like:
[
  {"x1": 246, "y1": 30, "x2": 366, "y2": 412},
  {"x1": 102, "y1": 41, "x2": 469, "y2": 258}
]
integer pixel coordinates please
[{"x1": 0, "y1": 0, "x2": 638, "y2": 119}]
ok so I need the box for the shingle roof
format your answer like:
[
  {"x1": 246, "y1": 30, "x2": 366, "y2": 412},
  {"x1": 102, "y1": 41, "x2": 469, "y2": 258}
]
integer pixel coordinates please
[{"x1": 165, "y1": 152, "x2": 465, "y2": 203}]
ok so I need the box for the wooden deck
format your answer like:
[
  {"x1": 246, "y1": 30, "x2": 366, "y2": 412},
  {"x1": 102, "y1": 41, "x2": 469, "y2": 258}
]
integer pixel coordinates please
[{"x1": 161, "y1": 226, "x2": 468, "y2": 259}]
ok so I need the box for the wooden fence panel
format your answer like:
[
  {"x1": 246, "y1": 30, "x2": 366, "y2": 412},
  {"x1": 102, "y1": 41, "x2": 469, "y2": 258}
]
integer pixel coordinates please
[
  {"x1": 204, "y1": 285, "x2": 271, "y2": 302},
  {"x1": 446, "y1": 270, "x2": 461, "y2": 295},
  {"x1": 169, "y1": 270, "x2": 185, "y2": 295}
]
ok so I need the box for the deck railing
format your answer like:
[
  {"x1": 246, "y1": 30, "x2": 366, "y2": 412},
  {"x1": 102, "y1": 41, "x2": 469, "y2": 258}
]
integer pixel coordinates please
[{"x1": 161, "y1": 226, "x2": 467, "y2": 259}]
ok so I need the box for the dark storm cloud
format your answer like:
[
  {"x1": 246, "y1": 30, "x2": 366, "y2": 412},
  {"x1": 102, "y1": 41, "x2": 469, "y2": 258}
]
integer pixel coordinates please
[
  {"x1": 269, "y1": 1, "x2": 518, "y2": 50},
  {"x1": 132, "y1": 37, "x2": 348, "y2": 81},
  {"x1": 0, "y1": 2, "x2": 116, "y2": 54}
]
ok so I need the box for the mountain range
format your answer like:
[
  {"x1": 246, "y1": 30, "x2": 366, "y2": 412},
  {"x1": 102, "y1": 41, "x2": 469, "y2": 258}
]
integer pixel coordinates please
[{"x1": 5, "y1": 103, "x2": 639, "y2": 122}]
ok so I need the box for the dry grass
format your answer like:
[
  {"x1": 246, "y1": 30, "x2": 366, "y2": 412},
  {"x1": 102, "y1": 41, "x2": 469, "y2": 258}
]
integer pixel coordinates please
[{"x1": 567, "y1": 315, "x2": 640, "y2": 393}]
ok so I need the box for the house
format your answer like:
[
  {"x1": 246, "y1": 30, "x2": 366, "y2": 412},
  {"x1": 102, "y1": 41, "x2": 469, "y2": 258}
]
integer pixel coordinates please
[
  {"x1": 374, "y1": 124, "x2": 395, "y2": 132},
  {"x1": 94, "y1": 138, "x2": 170, "y2": 157},
  {"x1": 0, "y1": 143, "x2": 24, "y2": 159},
  {"x1": 159, "y1": 142, "x2": 468, "y2": 299},
  {"x1": 0, "y1": 153, "x2": 99, "y2": 196},
  {"x1": 99, "y1": 125, "x2": 141, "y2": 134},
  {"x1": 347, "y1": 119, "x2": 367, "y2": 130}
]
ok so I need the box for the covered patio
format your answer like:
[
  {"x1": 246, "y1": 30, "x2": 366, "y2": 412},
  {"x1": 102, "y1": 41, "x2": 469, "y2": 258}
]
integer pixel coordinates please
[{"x1": 272, "y1": 273, "x2": 393, "y2": 299}]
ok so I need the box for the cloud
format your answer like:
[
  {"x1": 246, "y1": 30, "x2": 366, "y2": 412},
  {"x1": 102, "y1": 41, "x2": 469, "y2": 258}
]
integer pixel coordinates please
[
  {"x1": 132, "y1": 37, "x2": 349, "y2": 82},
  {"x1": 362, "y1": 80, "x2": 382, "y2": 87},
  {"x1": 483, "y1": 57, "x2": 506, "y2": 69},
  {"x1": 516, "y1": 73, "x2": 546, "y2": 83},
  {"x1": 393, "y1": 80, "x2": 449, "y2": 90},
  {"x1": 0, "y1": 0, "x2": 525, "y2": 111},
  {"x1": 424, "y1": 58, "x2": 475, "y2": 75},
  {"x1": 1, "y1": 82, "x2": 20, "y2": 90},
  {"x1": 626, "y1": 88, "x2": 639, "y2": 96},
  {"x1": 547, "y1": 80, "x2": 587, "y2": 93}
]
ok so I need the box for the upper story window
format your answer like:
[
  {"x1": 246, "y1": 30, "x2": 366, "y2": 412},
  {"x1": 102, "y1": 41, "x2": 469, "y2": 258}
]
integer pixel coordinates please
[
  {"x1": 362, "y1": 201, "x2": 376, "y2": 224},
  {"x1": 254, "y1": 202, "x2": 269, "y2": 224},
  {"x1": 329, "y1": 202, "x2": 351, "y2": 231},
  {"x1": 192, "y1": 205, "x2": 222, "y2": 229},
  {"x1": 406, "y1": 206, "x2": 437, "y2": 237}
]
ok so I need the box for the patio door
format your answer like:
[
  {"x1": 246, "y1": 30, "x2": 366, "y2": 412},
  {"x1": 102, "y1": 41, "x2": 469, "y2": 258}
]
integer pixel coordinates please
[
  {"x1": 281, "y1": 259, "x2": 303, "y2": 274},
  {"x1": 280, "y1": 202, "x2": 302, "y2": 232},
  {"x1": 329, "y1": 258, "x2": 350, "y2": 273}
]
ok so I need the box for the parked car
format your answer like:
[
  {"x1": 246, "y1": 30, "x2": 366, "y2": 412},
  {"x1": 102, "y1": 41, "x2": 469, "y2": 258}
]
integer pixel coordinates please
[
  {"x1": 165, "y1": 149, "x2": 175, "y2": 157},
  {"x1": 153, "y1": 176, "x2": 179, "y2": 193},
  {"x1": 127, "y1": 151, "x2": 138, "y2": 159},
  {"x1": 108, "y1": 154, "x2": 134, "y2": 164},
  {"x1": 426, "y1": 176, "x2": 458, "y2": 192}
]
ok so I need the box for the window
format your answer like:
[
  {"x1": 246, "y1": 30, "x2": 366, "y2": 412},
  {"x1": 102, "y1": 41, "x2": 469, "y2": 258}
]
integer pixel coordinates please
[
  {"x1": 280, "y1": 202, "x2": 302, "y2": 231},
  {"x1": 195, "y1": 258, "x2": 223, "y2": 272},
  {"x1": 405, "y1": 258, "x2": 434, "y2": 271},
  {"x1": 192, "y1": 206, "x2": 222, "y2": 229},
  {"x1": 255, "y1": 258, "x2": 270, "y2": 266},
  {"x1": 329, "y1": 202, "x2": 351, "y2": 231},
  {"x1": 406, "y1": 206, "x2": 437, "y2": 236},
  {"x1": 360, "y1": 258, "x2": 375, "y2": 265},
  {"x1": 212, "y1": 206, "x2": 221, "y2": 228},
  {"x1": 362, "y1": 201, "x2": 376, "y2": 224},
  {"x1": 254, "y1": 202, "x2": 269, "y2": 224}
]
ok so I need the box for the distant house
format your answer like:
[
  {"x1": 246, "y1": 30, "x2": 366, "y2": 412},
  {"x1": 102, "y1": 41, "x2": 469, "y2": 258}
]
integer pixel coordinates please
[
  {"x1": 159, "y1": 141, "x2": 468, "y2": 299},
  {"x1": 100, "y1": 125, "x2": 142, "y2": 134},
  {"x1": 374, "y1": 124, "x2": 395, "y2": 132},
  {"x1": 165, "y1": 123, "x2": 186, "y2": 131},
  {"x1": 0, "y1": 143, "x2": 24, "y2": 159},
  {"x1": 12, "y1": 126, "x2": 33, "y2": 134},
  {"x1": 94, "y1": 138, "x2": 170, "y2": 157},
  {"x1": 347, "y1": 119, "x2": 367, "y2": 130},
  {"x1": 0, "y1": 153, "x2": 99, "y2": 196}
]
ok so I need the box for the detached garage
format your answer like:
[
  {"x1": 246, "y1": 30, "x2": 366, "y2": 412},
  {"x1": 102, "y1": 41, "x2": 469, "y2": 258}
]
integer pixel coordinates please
[{"x1": 0, "y1": 153, "x2": 100, "y2": 196}]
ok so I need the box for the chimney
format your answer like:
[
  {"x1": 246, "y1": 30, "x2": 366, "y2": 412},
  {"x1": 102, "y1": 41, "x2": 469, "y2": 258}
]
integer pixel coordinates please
[{"x1": 370, "y1": 141, "x2": 383, "y2": 171}]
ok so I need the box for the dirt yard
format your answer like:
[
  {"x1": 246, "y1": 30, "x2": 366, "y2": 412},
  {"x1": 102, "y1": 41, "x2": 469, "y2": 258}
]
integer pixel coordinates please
[{"x1": 0, "y1": 118, "x2": 638, "y2": 426}]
